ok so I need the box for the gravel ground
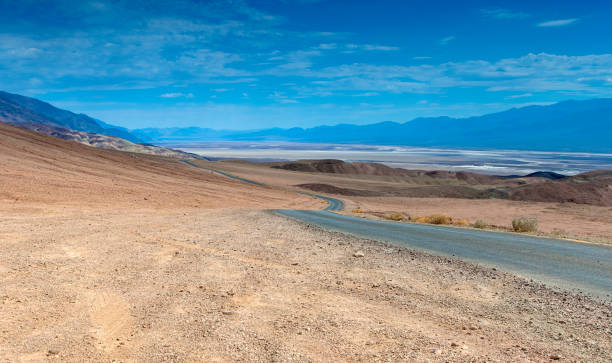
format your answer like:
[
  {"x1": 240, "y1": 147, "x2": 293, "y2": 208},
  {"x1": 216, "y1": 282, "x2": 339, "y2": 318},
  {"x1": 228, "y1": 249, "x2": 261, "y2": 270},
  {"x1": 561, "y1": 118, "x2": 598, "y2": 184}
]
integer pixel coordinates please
[{"x1": 1, "y1": 207, "x2": 610, "y2": 362}]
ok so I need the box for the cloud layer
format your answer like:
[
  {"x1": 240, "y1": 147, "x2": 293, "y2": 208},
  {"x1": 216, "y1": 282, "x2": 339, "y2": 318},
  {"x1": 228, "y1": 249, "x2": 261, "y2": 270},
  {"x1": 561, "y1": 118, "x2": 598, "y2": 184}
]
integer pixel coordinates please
[{"x1": 0, "y1": 0, "x2": 609, "y2": 128}]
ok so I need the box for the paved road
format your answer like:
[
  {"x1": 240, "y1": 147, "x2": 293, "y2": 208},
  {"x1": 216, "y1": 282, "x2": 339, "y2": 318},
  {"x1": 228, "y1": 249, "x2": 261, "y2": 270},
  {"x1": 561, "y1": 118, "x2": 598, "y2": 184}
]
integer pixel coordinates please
[
  {"x1": 182, "y1": 160, "x2": 266, "y2": 186},
  {"x1": 183, "y1": 160, "x2": 343, "y2": 210},
  {"x1": 297, "y1": 192, "x2": 344, "y2": 211},
  {"x1": 275, "y1": 209, "x2": 612, "y2": 301},
  {"x1": 182, "y1": 160, "x2": 612, "y2": 301}
]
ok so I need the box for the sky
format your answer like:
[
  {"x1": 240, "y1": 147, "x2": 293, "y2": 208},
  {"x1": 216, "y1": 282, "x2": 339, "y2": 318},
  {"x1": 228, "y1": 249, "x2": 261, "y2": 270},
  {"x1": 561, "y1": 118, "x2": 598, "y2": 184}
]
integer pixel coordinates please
[{"x1": 1, "y1": 0, "x2": 611, "y2": 130}]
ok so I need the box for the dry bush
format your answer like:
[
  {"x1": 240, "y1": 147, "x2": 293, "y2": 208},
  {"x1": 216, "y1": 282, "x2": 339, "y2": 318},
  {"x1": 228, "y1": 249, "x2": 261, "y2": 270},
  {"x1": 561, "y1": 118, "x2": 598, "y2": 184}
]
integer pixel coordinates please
[
  {"x1": 386, "y1": 212, "x2": 407, "y2": 221},
  {"x1": 453, "y1": 219, "x2": 470, "y2": 226},
  {"x1": 427, "y1": 213, "x2": 452, "y2": 225},
  {"x1": 352, "y1": 208, "x2": 364, "y2": 214},
  {"x1": 512, "y1": 216, "x2": 538, "y2": 232},
  {"x1": 413, "y1": 216, "x2": 429, "y2": 223},
  {"x1": 414, "y1": 214, "x2": 452, "y2": 225},
  {"x1": 473, "y1": 219, "x2": 488, "y2": 229}
]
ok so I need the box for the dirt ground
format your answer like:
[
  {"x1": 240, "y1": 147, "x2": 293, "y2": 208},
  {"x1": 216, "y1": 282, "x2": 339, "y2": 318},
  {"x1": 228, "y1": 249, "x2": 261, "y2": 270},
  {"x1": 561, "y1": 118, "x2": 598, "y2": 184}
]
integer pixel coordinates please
[
  {"x1": 1, "y1": 206, "x2": 611, "y2": 362},
  {"x1": 1, "y1": 125, "x2": 612, "y2": 361},
  {"x1": 212, "y1": 161, "x2": 612, "y2": 242}
]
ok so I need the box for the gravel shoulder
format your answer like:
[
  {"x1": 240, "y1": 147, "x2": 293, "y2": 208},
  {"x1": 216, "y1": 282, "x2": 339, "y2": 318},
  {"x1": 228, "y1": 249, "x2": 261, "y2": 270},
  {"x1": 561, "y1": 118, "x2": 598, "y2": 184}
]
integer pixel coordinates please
[{"x1": 1, "y1": 207, "x2": 610, "y2": 362}]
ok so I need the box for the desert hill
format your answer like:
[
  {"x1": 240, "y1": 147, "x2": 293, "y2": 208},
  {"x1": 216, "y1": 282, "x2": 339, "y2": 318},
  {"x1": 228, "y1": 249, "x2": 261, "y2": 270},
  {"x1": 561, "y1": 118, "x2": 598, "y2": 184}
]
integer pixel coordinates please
[
  {"x1": 270, "y1": 159, "x2": 612, "y2": 206},
  {"x1": 0, "y1": 122, "x2": 313, "y2": 209}
]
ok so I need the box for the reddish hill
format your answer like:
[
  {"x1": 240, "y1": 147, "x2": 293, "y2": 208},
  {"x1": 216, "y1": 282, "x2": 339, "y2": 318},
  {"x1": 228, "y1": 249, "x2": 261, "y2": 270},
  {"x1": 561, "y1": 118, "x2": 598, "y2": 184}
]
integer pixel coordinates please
[
  {"x1": 273, "y1": 160, "x2": 612, "y2": 206},
  {"x1": 0, "y1": 123, "x2": 310, "y2": 209},
  {"x1": 272, "y1": 159, "x2": 504, "y2": 184},
  {"x1": 510, "y1": 173, "x2": 612, "y2": 206}
]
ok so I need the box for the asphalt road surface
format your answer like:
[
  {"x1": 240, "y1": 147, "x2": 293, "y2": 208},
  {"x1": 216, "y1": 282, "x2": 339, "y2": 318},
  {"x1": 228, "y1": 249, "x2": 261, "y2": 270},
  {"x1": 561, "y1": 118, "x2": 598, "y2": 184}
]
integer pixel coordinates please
[
  {"x1": 276, "y1": 209, "x2": 612, "y2": 301},
  {"x1": 182, "y1": 160, "x2": 266, "y2": 186}
]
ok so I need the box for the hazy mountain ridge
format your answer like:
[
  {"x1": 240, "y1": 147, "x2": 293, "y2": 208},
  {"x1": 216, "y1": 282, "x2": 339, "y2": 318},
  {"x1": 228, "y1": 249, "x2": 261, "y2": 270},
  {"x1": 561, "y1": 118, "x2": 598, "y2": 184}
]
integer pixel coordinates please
[
  {"x1": 0, "y1": 91, "x2": 201, "y2": 159},
  {"x1": 134, "y1": 99, "x2": 612, "y2": 152},
  {"x1": 2, "y1": 90, "x2": 611, "y2": 153},
  {"x1": 0, "y1": 91, "x2": 142, "y2": 142}
]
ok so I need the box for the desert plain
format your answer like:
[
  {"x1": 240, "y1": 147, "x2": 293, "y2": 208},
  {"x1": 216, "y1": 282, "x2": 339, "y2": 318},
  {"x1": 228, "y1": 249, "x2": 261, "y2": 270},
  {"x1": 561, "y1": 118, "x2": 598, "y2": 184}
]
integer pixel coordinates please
[{"x1": 1, "y1": 123, "x2": 611, "y2": 362}]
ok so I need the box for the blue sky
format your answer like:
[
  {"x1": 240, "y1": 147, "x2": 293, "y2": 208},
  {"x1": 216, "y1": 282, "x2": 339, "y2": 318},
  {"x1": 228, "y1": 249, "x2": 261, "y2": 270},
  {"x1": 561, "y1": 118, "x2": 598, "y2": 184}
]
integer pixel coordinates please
[{"x1": 1, "y1": 0, "x2": 611, "y2": 129}]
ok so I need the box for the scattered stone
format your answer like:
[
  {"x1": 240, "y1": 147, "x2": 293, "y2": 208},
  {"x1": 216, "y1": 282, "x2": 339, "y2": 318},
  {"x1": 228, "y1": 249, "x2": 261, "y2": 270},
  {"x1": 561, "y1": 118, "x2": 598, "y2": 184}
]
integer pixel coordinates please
[
  {"x1": 430, "y1": 348, "x2": 442, "y2": 355},
  {"x1": 47, "y1": 349, "x2": 59, "y2": 355},
  {"x1": 222, "y1": 310, "x2": 236, "y2": 315},
  {"x1": 451, "y1": 342, "x2": 459, "y2": 347},
  {"x1": 550, "y1": 353, "x2": 562, "y2": 360},
  {"x1": 353, "y1": 251, "x2": 365, "y2": 258}
]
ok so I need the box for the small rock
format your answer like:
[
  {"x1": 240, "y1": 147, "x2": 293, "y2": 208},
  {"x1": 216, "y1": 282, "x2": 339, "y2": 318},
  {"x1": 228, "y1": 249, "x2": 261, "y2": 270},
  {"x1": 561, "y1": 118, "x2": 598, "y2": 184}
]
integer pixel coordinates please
[
  {"x1": 430, "y1": 348, "x2": 442, "y2": 355},
  {"x1": 221, "y1": 310, "x2": 236, "y2": 315},
  {"x1": 550, "y1": 353, "x2": 562, "y2": 360},
  {"x1": 353, "y1": 251, "x2": 365, "y2": 258},
  {"x1": 47, "y1": 349, "x2": 59, "y2": 355},
  {"x1": 469, "y1": 325, "x2": 478, "y2": 330},
  {"x1": 450, "y1": 342, "x2": 459, "y2": 347}
]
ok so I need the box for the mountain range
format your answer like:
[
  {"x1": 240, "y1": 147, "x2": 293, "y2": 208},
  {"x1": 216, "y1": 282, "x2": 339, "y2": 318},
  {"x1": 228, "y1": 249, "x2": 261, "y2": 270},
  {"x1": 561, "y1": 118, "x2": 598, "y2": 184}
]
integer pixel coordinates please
[
  {"x1": 1, "y1": 90, "x2": 611, "y2": 153},
  {"x1": 133, "y1": 99, "x2": 612, "y2": 153}
]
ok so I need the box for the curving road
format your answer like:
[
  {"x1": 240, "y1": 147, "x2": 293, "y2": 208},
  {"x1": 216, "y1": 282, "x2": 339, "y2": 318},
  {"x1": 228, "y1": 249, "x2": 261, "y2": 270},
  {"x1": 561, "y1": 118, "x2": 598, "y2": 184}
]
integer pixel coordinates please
[
  {"x1": 297, "y1": 191, "x2": 344, "y2": 211},
  {"x1": 182, "y1": 160, "x2": 266, "y2": 186},
  {"x1": 183, "y1": 160, "x2": 612, "y2": 301}
]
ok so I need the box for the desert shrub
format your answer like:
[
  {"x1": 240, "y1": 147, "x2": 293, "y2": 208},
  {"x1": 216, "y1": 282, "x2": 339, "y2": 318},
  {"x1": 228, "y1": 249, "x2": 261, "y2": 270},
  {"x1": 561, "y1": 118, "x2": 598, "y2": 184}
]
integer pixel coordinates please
[
  {"x1": 414, "y1": 214, "x2": 452, "y2": 225},
  {"x1": 453, "y1": 219, "x2": 470, "y2": 226},
  {"x1": 427, "y1": 213, "x2": 452, "y2": 225},
  {"x1": 473, "y1": 219, "x2": 488, "y2": 229},
  {"x1": 386, "y1": 212, "x2": 407, "y2": 221},
  {"x1": 512, "y1": 217, "x2": 538, "y2": 232},
  {"x1": 352, "y1": 208, "x2": 364, "y2": 214},
  {"x1": 413, "y1": 216, "x2": 429, "y2": 223}
]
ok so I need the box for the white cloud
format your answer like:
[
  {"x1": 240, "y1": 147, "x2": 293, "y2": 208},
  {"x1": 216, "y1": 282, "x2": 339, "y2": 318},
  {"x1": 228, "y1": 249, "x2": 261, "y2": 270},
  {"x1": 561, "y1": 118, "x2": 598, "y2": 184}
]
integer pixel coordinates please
[
  {"x1": 438, "y1": 36, "x2": 455, "y2": 45},
  {"x1": 362, "y1": 44, "x2": 400, "y2": 51},
  {"x1": 481, "y1": 8, "x2": 530, "y2": 20},
  {"x1": 537, "y1": 18, "x2": 579, "y2": 27},
  {"x1": 315, "y1": 43, "x2": 337, "y2": 50},
  {"x1": 281, "y1": 53, "x2": 612, "y2": 97},
  {"x1": 160, "y1": 92, "x2": 194, "y2": 98},
  {"x1": 507, "y1": 93, "x2": 533, "y2": 99}
]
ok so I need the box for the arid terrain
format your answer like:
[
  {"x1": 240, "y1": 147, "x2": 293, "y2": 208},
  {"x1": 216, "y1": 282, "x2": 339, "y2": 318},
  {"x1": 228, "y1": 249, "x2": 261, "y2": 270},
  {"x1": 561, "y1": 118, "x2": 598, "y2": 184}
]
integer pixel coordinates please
[
  {"x1": 1, "y1": 123, "x2": 611, "y2": 361},
  {"x1": 209, "y1": 160, "x2": 612, "y2": 243}
]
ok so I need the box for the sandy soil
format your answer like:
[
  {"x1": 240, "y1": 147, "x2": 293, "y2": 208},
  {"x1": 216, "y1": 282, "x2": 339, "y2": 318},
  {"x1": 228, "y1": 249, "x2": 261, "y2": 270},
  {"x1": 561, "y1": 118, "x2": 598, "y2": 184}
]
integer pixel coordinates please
[
  {"x1": 212, "y1": 161, "x2": 612, "y2": 241},
  {"x1": 1, "y1": 125, "x2": 611, "y2": 361},
  {"x1": 1, "y1": 207, "x2": 611, "y2": 362}
]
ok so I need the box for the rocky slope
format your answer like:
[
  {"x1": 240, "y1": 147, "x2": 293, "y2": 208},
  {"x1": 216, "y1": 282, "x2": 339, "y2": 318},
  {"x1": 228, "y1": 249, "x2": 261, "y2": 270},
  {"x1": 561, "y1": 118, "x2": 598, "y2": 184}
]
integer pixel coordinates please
[{"x1": 0, "y1": 91, "x2": 199, "y2": 158}]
